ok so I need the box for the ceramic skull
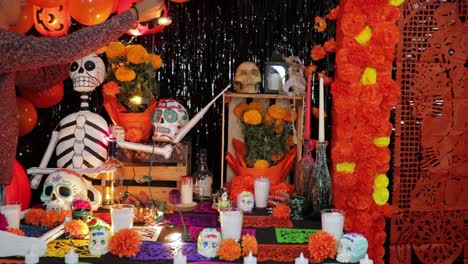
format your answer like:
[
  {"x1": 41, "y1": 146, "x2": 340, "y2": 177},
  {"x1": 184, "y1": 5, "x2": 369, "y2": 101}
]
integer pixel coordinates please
[
  {"x1": 234, "y1": 62, "x2": 261, "y2": 93},
  {"x1": 197, "y1": 228, "x2": 222, "y2": 258},
  {"x1": 69, "y1": 53, "x2": 106, "y2": 92},
  {"x1": 152, "y1": 99, "x2": 189, "y2": 142},
  {"x1": 88, "y1": 222, "x2": 111, "y2": 256},
  {"x1": 237, "y1": 191, "x2": 254, "y2": 212},
  {"x1": 336, "y1": 233, "x2": 369, "y2": 263}
]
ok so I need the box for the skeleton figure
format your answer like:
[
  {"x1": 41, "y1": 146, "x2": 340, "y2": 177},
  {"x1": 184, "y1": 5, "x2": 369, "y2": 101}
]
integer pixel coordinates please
[
  {"x1": 152, "y1": 99, "x2": 189, "y2": 142},
  {"x1": 283, "y1": 56, "x2": 306, "y2": 96},
  {"x1": 336, "y1": 233, "x2": 368, "y2": 263},
  {"x1": 237, "y1": 191, "x2": 254, "y2": 212},
  {"x1": 233, "y1": 62, "x2": 261, "y2": 93},
  {"x1": 88, "y1": 221, "x2": 111, "y2": 256},
  {"x1": 197, "y1": 228, "x2": 222, "y2": 258}
]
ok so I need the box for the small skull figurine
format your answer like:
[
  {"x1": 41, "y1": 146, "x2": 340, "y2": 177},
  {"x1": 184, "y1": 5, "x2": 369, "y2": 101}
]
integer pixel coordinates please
[
  {"x1": 69, "y1": 53, "x2": 106, "y2": 92},
  {"x1": 237, "y1": 191, "x2": 254, "y2": 212},
  {"x1": 152, "y1": 99, "x2": 189, "y2": 142},
  {"x1": 233, "y1": 62, "x2": 261, "y2": 93},
  {"x1": 336, "y1": 233, "x2": 369, "y2": 263},
  {"x1": 88, "y1": 220, "x2": 111, "y2": 256},
  {"x1": 197, "y1": 228, "x2": 222, "y2": 258}
]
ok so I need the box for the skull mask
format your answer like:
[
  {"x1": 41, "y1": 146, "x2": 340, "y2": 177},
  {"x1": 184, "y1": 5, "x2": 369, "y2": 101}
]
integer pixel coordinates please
[
  {"x1": 152, "y1": 99, "x2": 189, "y2": 142},
  {"x1": 336, "y1": 233, "x2": 368, "y2": 263},
  {"x1": 89, "y1": 223, "x2": 111, "y2": 256},
  {"x1": 197, "y1": 228, "x2": 222, "y2": 258},
  {"x1": 234, "y1": 62, "x2": 261, "y2": 93},
  {"x1": 69, "y1": 54, "x2": 106, "y2": 93},
  {"x1": 237, "y1": 191, "x2": 254, "y2": 212}
]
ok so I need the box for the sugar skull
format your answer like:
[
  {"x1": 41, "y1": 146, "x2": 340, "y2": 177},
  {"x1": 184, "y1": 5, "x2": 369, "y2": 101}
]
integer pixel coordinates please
[
  {"x1": 152, "y1": 99, "x2": 189, "y2": 142},
  {"x1": 69, "y1": 54, "x2": 106, "y2": 93},
  {"x1": 336, "y1": 233, "x2": 368, "y2": 263},
  {"x1": 237, "y1": 191, "x2": 254, "y2": 212},
  {"x1": 88, "y1": 221, "x2": 111, "y2": 256},
  {"x1": 197, "y1": 228, "x2": 222, "y2": 258},
  {"x1": 234, "y1": 62, "x2": 261, "y2": 93}
]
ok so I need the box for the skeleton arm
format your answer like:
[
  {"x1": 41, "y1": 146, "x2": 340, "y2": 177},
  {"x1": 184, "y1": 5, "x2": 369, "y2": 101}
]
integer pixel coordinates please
[
  {"x1": 30, "y1": 131, "x2": 59, "y2": 189},
  {"x1": 15, "y1": 64, "x2": 69, "y2": 90},
  {"x1": 0, "y1": 231, "x2": 46, "y2": 257}
]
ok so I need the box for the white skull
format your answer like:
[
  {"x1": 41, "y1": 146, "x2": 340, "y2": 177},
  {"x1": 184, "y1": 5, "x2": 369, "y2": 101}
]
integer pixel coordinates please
[
  {"x1": 88, "y1": 223, "x2": 111, "y2": 256},
  {"x1": 234, "y1": 62, "x2": 261, "y2": 93},
  {"x1": 197, "y1": 228, "x2": 222, "y2": 258},
  {"x1": 152, "y1": 99, "x2": 189, "y2": 142},
  {"x1": 336, "y1": 233, "x2": 369, "y2": 263},
  {"x1": 69, "y1": 53, "x2": 106, "y2": 92},
  {"x1": 237, "y1": 191, "x2": 254, "y2": 212}
]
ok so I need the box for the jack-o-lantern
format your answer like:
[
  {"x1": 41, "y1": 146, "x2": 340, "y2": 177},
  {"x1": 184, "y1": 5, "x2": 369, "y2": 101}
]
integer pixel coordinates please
[{"x1": 33, "y1": 3, "x2": 71, "y2": 36}]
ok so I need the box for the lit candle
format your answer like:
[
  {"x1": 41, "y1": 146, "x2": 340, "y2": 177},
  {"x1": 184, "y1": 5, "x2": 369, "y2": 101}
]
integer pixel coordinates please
[
  {"x1": 318, "y1": 77, "x2": 325, "y2": 142},
  {"x1": 0, "y1": 201, "x2": 21, "y2": 229},
  {"x1": 65, "y1": 248, "x2": 79, "y2": 264},
  {"x1": 244, "y1": 251, "x2": 257, "y2": 264},
  {"x1": 254, "y1": 176, "x2": 270, "y2": 208},
  {"x1": 180, "y1": 176, "x2": 193, "y2": 204},
  {"x1": 268, "y1": 73, "x2": 283, "y2": 91},
  {"x1": 321, "y1": 209, "x2": 345, "y2": 243},
  {"x1": 110, "y1": 204, "x2": 134, "y2": 234},
  {"x1": 295, "y1": 252, "x2": 309, "y2": 264},
  {"x1": 173, "y1": 251, "x2": 187, "y2": 264},
  {"x1": 304, "y1": 74, "x2": 312, "y2": 140},
  {"x1": 220, "y1": 209, "x2": 243, "y2": 241}
]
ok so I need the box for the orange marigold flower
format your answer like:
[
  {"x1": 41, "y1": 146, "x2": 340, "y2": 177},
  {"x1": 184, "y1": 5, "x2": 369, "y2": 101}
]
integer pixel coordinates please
[
  {"x1": 64, "y1": 220, "x2": 89, "y2": 237},
  {"x1": 106, "y1": 41, "x2": 126, "y2": 59},
  {"x1": 308, "y1": 231, "x2": 337, "y2": 263},
  {"x1": 268, "y1": 104, "x2": 286, "y2": 119},
  {"x1": 326, "y1": 6, "x2": 340, "y2": 20},
  {"x1": 372, "y1": 22, "x2": 399, "y2": 47},
  {"x1": 272, "y1": 204, "x2": 291, "y2": 219},
  {"x1": 254, "y1": 160, "x2": 270, "y2": 168},
  {"x1": 25, "y1": 208, "x2": 46, "y2": 225},
  {"x1": 109, "y1": 229, "x2": 142, "y2": 258},
  {"x1": 148, "y1": 54, "x2": 163, "y2": 69},
  {"x1": 274, "y1": 119, "x2": 284, "y2": 134},
  {"x1": 218, "y1": 239, "x2": 241, "y2": 261},
  {"x1": 234, "y1": 102, "x2": 250, "y2": 118},
  {"x1": 284, "y1": 107, "x2": 297, "y2": 122},
  {"x1": 241, "y1": 234, "x2": 258, "y2": 256},
  {"x1": 304, "y1": 64, "x2": 318, "y2": 78},
  {"x1": 126, "y1": 44, "x2": 149, "y2": 64},
  {"x1": 7, "y1": 228, "x2": 25, "y2": 236},
  {"x1": 126, "y1": 128, "x2": 143, "y2": 143},
  {"x1": 263, "y1": 112, "x2": 273, "y2": 123},
  {"x1": 341, "y1": 14, "x2": 367, "y2": 37},
  {"x1": 248, "y1": 101, "x2": 265, "y2": 113},
  {"x1": 310, "y1": 45, "x2": 327, "y2": 61},
  {"x1": 102, "y1": 81, "x2": 120, "y2": 96},
  {"x1": 324, "y1": 38, "x2": 336, "y2": 53},
  {"x1": 42, "y1": 210, "x2": 61, "y2": 228},
  {"x1": 243, "y1": 109, "x2": 262, "y2": 125},
  {"x1": 314, "y1": 16, "x2": 327, "y2": 32},
  {"x1": 115, "y1": 67, "x2": 136, "y2": 82}
]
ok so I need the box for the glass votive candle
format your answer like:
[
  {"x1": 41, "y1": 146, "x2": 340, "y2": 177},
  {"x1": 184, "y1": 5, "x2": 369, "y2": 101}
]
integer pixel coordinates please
[
  {"x1": 219, "y1": 209, "x2": 243, "y2": 241},
  {"x1": 180, "y1": 176, "x2": 193, "y2": 204},
  {"x1": 254, "y1": 176, "x2": 270, "y2": 208},
  {"x1": 321, "y1": 209, "x2": 345, "y2": 243},
  {"x1": 110, "y1": 204, "x2": 134, "y2": 234},
  {"x1": 0, "y1": 201, "x2": 21, "y2": 229}
]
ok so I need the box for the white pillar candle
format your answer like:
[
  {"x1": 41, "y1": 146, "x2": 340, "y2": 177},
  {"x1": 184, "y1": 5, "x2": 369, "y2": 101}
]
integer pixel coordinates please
[
  {"x1": 0, "y1": 202, "x2": 21, "y2": 229},
  {"x1": 321, "y1": 209, "x2": 345, "y2": 243},
  {"x1": 295, "y1": 252, "x2": 309, "y2": 264},
  {"x1": 318, "y1": 77, "x2": 325, "y2": 143},
  {"x1": 180, "y1": 176, "x2": 193, "y2": 204},
  {"x1": 244, "y1": 251, "x2": 257, "y2": 264},
  {"x1": 268, "y1": 73, "x2": 283, "y2": 91},
  {"x1": 254, "y1": 176, "x2": 270, "y2": 208},
  {"x1": 173, "y1": 251, "x2": 187, "y2": 264},
  {"x1": 110, "y1": 204, "x2": 134, "y2": 234},
  {"x1": 220, "y1": 209, "x2": 243, "y2": 241}
]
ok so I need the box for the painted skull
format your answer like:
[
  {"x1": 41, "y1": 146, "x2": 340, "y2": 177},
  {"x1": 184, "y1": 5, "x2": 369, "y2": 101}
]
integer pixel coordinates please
[
  {"x1": 69, "y1": 54, "x2": 106, "y2": 93},
  {"x1": 336, "y1": 233, "x2": 369, "y2": 263},
  {"x1": 233, "y1": 62, "x2": 261, "y2": 93},
  {"x1": 88, "y1": 223, "x2": 111, "y2": 256},
  {"x1": 152, "y1": 99, "x2": 189, "y2": 142},
  {"x1": 197, "y1": 228, "x2": 222, "y2": 258},
  {"x1": 237, "y1": 191, "x2": 254, "y2": 212}
]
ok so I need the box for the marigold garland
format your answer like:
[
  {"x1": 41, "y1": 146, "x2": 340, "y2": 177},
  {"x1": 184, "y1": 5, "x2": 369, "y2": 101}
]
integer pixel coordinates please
[
  {"x1": 25, "y1": 208, "x2": 46, "y2": 226},
  {"x1": 218, "y1": 239, "x2": 241, "y2": 261},
  {"x1": 308, "y1": 231, "x2": 337, "y2": 263},
  {"x1": 7, "y1": 228, "x2": 25, "y2": 236},
  {"x1": 272, "y1": 204, "x2": 291, "y2": 219},
  {"x1": 109, "y1": 228, "x2": 142, "y2": 258},
  {"x1": 241, "y1": 234, "x2": 258, "y2": 256}
]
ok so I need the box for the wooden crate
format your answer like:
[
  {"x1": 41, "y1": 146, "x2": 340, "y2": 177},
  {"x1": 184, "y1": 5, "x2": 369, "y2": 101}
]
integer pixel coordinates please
[
  {"x1": 221, "y1": 93, "x2": 304, "y2": 185},
  {"x1": 93, "y1": 142, "x2": 191, "y2": 202}
]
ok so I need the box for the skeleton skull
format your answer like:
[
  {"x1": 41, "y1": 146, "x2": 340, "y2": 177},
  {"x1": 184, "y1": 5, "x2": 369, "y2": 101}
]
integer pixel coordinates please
[
  {"x1": 197, "y1": 228, "x2": 222, "y2": 258},
  {"x1": 69, "y1": 54, "x2": 106, "y2": 93},
  {"x1": 336, "y1": 233, "x2": 368, "y2": 263},
  {"x1": 237, "y1": 191, "x2": 254, "y2": 212},
  {"x1": 152, "y1": 99, "x2": 189, "y2": 142},
  {"x1": 234, "y1": 62, "x2": 261, "y2": 93},
  {"x1": 88, "y1": 223, "x2": 111, "y2": 256}
]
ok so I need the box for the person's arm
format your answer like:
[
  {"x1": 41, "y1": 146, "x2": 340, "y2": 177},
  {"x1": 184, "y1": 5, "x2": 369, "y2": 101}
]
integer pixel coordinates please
[{"x1": 15, "y1": 63, "x2": 69, "y2": 89}]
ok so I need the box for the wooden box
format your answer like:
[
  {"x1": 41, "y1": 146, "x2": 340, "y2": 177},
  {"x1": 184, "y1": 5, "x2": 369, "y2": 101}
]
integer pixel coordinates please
[{"x1": 220, "y1": 93, "x2": 304, "y2": 185}]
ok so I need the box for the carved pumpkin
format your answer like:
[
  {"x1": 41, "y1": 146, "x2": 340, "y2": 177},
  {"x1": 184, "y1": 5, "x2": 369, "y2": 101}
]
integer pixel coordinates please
[
  {"x1": 33, "y1": 3, "x2": 71, "y2": 36},
  {"x1": 5, "y1": 160, "x2": 31, "y2": 211}
]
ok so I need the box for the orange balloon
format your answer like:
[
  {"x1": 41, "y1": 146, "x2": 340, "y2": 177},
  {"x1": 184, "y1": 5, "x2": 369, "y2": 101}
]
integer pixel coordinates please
[
  {"x1": 18, "y1": 82, "x2": 64, "y2": 108},
  {"x1": 28, "y1": 0, "x2": 64, "y2": 8},
  {"x1": 70, "y1": 0, "x2": 113, "y2": 26},
  {"x1": 16, "y1": 96, "x2": 38, "y2": 137},
  {"x1": 10, "y1": 3, "x2": 34, "y2": 34},
  {"x1": 5, "y1": 160, "x2": 31, "y2": 211},
  {"x1": 170, "y1": 0, "x2": 190, "y2": 2}
]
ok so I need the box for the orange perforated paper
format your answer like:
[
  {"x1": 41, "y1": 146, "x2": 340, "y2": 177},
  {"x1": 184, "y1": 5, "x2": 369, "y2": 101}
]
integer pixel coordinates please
[
  {"x1": 243, "y1": 215, "x2": 293, "y2": 228},
  {"x1": 258, "y1": 244, "x2": 310, "y2": 262}
]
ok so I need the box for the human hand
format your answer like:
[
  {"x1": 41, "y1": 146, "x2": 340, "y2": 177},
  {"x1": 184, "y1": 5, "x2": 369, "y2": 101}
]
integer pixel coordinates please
[{"x1": 135, "y1": 0, "x2": 164, "y2": 23}]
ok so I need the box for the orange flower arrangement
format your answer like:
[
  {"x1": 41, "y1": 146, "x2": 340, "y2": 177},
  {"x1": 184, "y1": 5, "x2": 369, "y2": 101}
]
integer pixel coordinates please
[
  {"x1": 314, "y1": 16, "x2": 327, "y2": 32},
  {"x1": 308, "y1": 231, "x2": 337, "y2": 263},
  {"x1": 25, "y1": 208, "x2": 46, "y2": 225},
  {"x1": 218, "y1": 239, "x2": 241, "y2": 261},
  {"x1": 272, "y1": 204, "x2": 291, "y2": 219},
  {"x1": 109, "y1": 228, "x2": 142, "y2": 258},
  {"x1": 64, "y1": 220, "x2": 89, "y2": 238},
  {"x1": 241, "y1": 234, "x2": 258, "y2": 256},
  {"x1": 7, "y1": 228, "x2": 25, "y2": 236},
  {"x1": 310, "y1": 45, "x2": 327, "y2": 61}
]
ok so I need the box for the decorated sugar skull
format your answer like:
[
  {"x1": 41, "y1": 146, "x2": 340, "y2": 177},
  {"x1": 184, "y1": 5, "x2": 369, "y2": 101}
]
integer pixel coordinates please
[
  {"x1": 69, "y1": 53, "x2": 106, "y2": 92},
  {"x1": 41, "y1": 171, "x2": 102, "y2": 211},
  {"x1": 237, "y1": 191, "x2": 254, "y2": 212},
  {"x1": 234, "y1": 62, "x2": 261, "y2": 93},
  {"x1": 336, "y1": 233, "x2": 368, "y2": 263},
  {"x1": 197, "y1": 228, "x2": 222, "y2": 258},
  {"x1": 88, "y1": 221, "x2": 111, "y2": 256},
  {"x1": 152, "y1": 99, "x2": 189, "y2": 142}
]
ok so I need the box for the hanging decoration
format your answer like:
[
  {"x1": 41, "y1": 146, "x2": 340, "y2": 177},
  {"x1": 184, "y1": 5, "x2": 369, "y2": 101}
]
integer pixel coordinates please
[
  {"x1": 18, "y1": 82, "x2": 64, "y2": 109},
  {"x1": 17, "y1": 96, "x2": 38, "y2": 137},
  {"x1": 331, "y1": 0, "x2": 402, "y2": 263},
  {"x1": 33, "y1": 1, "x2": 71, "y2": 36},
  {"x1": 69, "y1": 0, "x2": 114, "y2": 26}
]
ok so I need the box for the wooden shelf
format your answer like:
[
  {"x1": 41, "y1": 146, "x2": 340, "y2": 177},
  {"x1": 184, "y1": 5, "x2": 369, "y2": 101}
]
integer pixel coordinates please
[{"x1": 224, "y1": 92, "x2": 303, "y2": 100}]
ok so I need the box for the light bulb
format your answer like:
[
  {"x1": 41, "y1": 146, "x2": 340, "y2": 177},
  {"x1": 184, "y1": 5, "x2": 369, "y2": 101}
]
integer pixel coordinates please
[
  {"x1": 158, "y1": 16, "x2": 172, "y2": 26},
  {"x1": 130, "y1": 95, "x2": 143, "y2": 105}
]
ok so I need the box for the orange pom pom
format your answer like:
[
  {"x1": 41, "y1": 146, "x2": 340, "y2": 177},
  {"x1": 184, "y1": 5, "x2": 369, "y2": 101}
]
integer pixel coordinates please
[
  {"x1": 7, "y1": 228, "x2": 25, "y2": 236},
  {"x1": 42, "y1": 210, "x2": 61, "y2": 228},
  {"x1": 25, "y1": 208, "x2": 46, "y2": 225},
  {"x1": 272, "y1": 204, "x2": 291, "y2": 219},
  {"x1": 109, "y1": 229, "x2": 141, "y2": 258},
  {"x1": 241, "y1": 234, "x2": 258, "y2": 256},
  {"x1": 218, "y1": 239, "x2": 241, "y2": 261},
  {"x1": 308, "y1": 231, "x2": 337, "y2": 263},
  {"x1": 64, "y1": 220, "x2": 89, "y2": 238}
]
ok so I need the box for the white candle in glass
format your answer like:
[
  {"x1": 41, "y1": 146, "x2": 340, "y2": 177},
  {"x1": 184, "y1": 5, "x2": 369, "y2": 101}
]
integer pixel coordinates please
[
  {"x1": 180, "y1": 176, "x2": 193, "y2": 204},
  {"x1": 110, "y1": 204, "x2": 134, "y2": 234},
  {"x1": 220, "y1": 209, "x2": 243, "y2": 241},
  {"x1": 0, "y1": 202, "x2": 21, "y2": 229},
  {"x1": 173, "y1": 251, "x2": 187, "y2": 264},
  {"x1": 295, "y1": 252, "x2": 309, "y2": 264},
  {"x1": 321, "y1": 209, "x2": 345, "y2": 243},
  {"x1": 318, "y1": 77, "x2": 325, "y2": 142},
  {"x1": 268, "y1": 73, "x2": 283, "y2": 91},
  {"x1": 244, "y1": 251, "x2": 257, "y2": 264},
  {"x1": 254, "y1": 176, "x2": 270, "y2": 208}
]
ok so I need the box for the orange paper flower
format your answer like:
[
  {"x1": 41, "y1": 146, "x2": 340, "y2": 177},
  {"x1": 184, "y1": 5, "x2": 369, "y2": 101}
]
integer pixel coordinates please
[
  {"x1": 64, "y1": 220, "x2": 89, "y2": 237},
  {"x1": 314, "y1": 16, "x2": 327, "y2": 32},
  {"x1": 109, "y1": 228, "x2": 142, "y2": 258},
  {"x1": 324, "y1": 38, "x2": 337, "y2": 53},
  {"x1": 42, "y1": 210, "x2": 61, "y2": 228},
  {"x1": 7, "y1": 228, "x2": 25, "y2": 236},
  {"x1": 102, "y1": 81, "x2": 120, "y2": 96},
  {"x1": 272, "y1": 204, "x2": 291, "y2": 219},
  {"x1": 304, "y1": 64, "x2": 318, "y2": 78},
  {"x1": 326, "y1": 6, "x2": 340, "y2": 20},
  {"x1": 218, "y1": 239, "x2": 241, "y2": 261},
  {"x1": 308, "y1": 231, "x2": 337, "y2": 263},
  {"x1": 310, "y1": 45, "x2": 327, "y2": 61},
  {"x1": 241, "y1": 234, "x2": 258, "y2": 256},
  {"x1": 125, "y1": 128, "x2": 143, "y2": 143},
  {"x1": 25, "y1": 208, "x2": 46, "y2": 226}
]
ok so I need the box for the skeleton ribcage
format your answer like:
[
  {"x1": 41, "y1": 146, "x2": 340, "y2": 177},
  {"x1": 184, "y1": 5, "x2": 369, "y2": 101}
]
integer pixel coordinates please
[{"x1": 56, "y1": 112, "x2": 109, "y2": 168}]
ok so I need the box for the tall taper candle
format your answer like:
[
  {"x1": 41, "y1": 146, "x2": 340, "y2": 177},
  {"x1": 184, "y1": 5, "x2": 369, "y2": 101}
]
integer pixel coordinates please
[
  {"x1": 305, "y1": 74, "x2": 312, "y2": 140},
  {"x1": 318, "y1": 77, "x2": 325, "y2": 143}
]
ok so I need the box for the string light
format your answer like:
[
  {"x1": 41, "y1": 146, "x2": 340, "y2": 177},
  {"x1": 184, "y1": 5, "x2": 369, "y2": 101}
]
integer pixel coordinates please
[{"x1": 130, "y1": 95, "x2": 143, "y2": 105}]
